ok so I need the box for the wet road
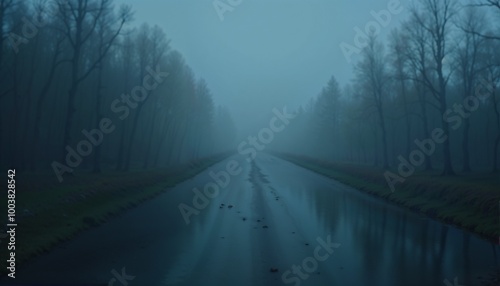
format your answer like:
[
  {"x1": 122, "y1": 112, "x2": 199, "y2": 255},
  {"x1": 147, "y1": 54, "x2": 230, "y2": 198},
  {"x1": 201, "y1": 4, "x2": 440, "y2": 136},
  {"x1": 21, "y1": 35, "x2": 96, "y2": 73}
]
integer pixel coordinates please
[{"x1": 6, "y1": 154, "x2": 499, "y2": 285}]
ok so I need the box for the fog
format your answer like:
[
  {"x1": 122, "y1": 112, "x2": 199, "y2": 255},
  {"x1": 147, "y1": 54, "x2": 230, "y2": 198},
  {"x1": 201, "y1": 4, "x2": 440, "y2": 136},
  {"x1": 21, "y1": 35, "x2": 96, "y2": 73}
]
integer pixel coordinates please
[
  {"x1": 121, "y1": 0, "x2": 411, "y2": 137},
  {"x1": 1, "y1": 1, "x2": 499, "y2": 285},
  {"x1": 1, "y1": 0, "x2": 498, "y2": 183}
]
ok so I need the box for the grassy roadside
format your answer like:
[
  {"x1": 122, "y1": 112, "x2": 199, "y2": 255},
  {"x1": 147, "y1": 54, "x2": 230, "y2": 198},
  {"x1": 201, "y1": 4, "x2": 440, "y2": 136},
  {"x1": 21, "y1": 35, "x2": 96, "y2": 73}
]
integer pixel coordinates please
[
  {"x1": 0, "y1": 153, "x2": 232, "y2": 275},
  {"x1": 276, "y1": 153, "x2": 500, "y2": 243}
]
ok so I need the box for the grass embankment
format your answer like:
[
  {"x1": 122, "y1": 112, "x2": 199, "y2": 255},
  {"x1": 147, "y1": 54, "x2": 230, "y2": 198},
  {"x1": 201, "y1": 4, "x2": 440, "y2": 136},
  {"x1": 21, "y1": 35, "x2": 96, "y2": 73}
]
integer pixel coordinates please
[
  {"x1": 277, "y1": 153, "x2": 500, "y2": 243},
  {"x1": 0, "y1": 153, "x2": 232, "y2": 275}
]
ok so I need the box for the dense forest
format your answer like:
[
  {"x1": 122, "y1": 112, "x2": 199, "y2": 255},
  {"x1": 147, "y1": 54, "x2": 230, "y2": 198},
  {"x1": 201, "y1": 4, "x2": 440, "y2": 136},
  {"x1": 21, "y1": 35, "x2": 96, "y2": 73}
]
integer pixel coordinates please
[
  {"x1": 278, "y1": 0, "x2": 500, "y2": 177},
  {"x1": 0, "y1": 0, "x2": 236, "y2": 181}
]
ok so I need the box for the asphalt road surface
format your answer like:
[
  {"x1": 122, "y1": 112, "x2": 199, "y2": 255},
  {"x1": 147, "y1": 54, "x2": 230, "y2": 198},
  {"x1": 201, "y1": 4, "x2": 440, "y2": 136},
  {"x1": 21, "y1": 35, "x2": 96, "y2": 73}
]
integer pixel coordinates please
[{"x1": 5, "y1": 154, "x2": 499, "y2": 286}]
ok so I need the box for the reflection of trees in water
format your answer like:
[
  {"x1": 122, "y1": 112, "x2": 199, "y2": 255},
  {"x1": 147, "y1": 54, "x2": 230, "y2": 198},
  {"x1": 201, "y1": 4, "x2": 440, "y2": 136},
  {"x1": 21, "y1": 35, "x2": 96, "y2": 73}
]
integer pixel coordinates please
[
  {"x1": 332, "y1": 191, "x2": 451, "y2": 285},
  {"x1": 240, "y1": 164, "x2": 500, "y2": 285}
]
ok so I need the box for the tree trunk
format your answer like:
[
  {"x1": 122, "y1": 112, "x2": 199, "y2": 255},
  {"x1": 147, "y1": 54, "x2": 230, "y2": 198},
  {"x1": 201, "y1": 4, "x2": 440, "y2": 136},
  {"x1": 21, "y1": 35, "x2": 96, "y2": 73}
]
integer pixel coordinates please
[
  {"x1": 377, "y1": 102, "x2": 389, "y2": 168},
  {"x1": 462, "y1": 118, "x2": 471, "y2": 172},
  {"x1": 30, "y1": 52, "x2": 60, "y2": 170},
  {"x1": 143, "y1": 99, "x2": 158, "y2": 169},
  {"x1": 92, "y1": 63, "x2": 104, "y2": 173},
  {"x1": 439, "y1": 90, "x2": 455, "y2": 176},
  {"x1": 418, "y1": 90, "x2": 433, "y2": 171},
  {"x1": 492, "y1": 87, "x2": 499, "y2": 173}
]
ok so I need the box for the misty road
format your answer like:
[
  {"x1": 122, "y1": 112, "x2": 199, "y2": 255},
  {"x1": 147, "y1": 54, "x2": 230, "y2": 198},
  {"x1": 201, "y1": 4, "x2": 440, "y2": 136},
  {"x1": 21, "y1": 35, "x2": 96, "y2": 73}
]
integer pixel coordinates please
[{"x1": 7, "y1": 154, "x2": 499, "y2": 286}]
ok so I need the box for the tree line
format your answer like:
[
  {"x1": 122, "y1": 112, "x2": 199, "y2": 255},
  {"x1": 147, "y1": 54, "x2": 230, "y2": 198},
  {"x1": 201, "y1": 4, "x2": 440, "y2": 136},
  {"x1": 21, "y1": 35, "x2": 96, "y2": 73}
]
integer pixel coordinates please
[
  {"x1": 281, "y1": 0, "x2": 500, "y2": 175},
  {"x1": 0, "y1": 0, "x2": 236, "y2": 178}
]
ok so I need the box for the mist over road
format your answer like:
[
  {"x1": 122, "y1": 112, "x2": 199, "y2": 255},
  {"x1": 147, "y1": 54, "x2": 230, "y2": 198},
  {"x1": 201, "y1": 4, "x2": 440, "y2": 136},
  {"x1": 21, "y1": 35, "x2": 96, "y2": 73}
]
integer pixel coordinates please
[{"x1": 7, "y1": 154, "x2": 498, "y2": 286}]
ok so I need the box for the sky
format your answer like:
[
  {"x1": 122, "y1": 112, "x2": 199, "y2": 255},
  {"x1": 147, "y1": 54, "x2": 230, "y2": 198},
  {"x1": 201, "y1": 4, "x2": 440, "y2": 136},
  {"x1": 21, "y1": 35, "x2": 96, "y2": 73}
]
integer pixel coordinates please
[{"x1": 119, "y1": 0, "x2": 411, "y2": 136}]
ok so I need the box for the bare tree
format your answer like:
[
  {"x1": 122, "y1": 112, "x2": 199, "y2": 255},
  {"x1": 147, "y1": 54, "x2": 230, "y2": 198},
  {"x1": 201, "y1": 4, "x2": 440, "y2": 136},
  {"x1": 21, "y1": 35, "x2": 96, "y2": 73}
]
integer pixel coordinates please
[
  {"x1": 355, "y1": 34, "x2": 390, "y2": 168},
  {"x1": 123, "y1": 24, "x2": 169, "y2": 170},
  {"x1": 403, "y1": 16, "x2": 438, "y2": 171},
  {"x1": 464, "y1": 0, "x2": 500, "y2": 40},
  {"x1": 455, "y1": 7, "x2": 488, "y2": 172},
  {"x1": 91, "y1": 2, "x2": 120, "y2": 173},
  {"x1": 410, "y1": 0, "x2": 458, "y2": 175},
  {"x1": 389, "y1": 29, "x2": 412, "y2": 157},
  {"x1": 55, "y1": 0, "x2": 131, "y2": 162},
  {"x1": 31, "y1": 2, "x2": 67, "y2": 170},
  {"x1": 115, "y1": 29, "x2": 135, "y2": 170}
]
